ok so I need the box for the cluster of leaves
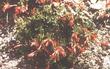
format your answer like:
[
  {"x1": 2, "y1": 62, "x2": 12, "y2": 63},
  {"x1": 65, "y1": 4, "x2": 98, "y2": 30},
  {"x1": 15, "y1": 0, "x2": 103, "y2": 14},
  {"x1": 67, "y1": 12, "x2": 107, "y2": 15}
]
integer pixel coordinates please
[{"x1": 1, "y1": 0, "x2": 110, "y2": 69}]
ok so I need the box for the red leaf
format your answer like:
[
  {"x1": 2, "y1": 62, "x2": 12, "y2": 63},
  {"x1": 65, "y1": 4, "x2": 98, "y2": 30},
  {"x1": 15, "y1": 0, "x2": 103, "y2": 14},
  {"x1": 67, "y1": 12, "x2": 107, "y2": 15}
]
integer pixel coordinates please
[
  {"x1": 101, "y1": 41, "x2": 110, "y2": 47},
  {"x1": 15, "y1": 7, "x2": 21, "y2": 15},
  {"x1": 79, "y1": 47, "x2": 86, "y2": 53},
  {"x1": 50, "y1": 52, "x2": 57, "y2": 61},
  {"x1": 69, "y1": 18, "x2": 74, "y2": 28},
  {"x1": 66, "y1": 46, "x2": 73, "y2": 53},
  {"x1": 71, "y1": 32, "x2": 79, "y2": 42},
  {"x1": 2, "y1": 3, "x2": 10, "y2": 12},
  {"x1": 52, "y1": 0, "x2": 61, "y2": 2},
  {"x1": 31, "y1": 39, "x2": 40, "y2": 48},
  {"x1": 37, "y1": 0, "x2": 46, "y2": 4},
  {"x1": 72, "y1": 47, "x2": 77, "y2": 54},
  {"x1": 27, "y1": 51, "x2": 35, "y2": 58},
  {"x1": 13, "y1": 44, "x2": 21, "y2": 49},
  {"x1": 15, "y1": 6, "x2": 28, "y2": 15},
  {"x1": 66, "y1": 45, "x2": 77, "y2": 54},
  {"x1": 106, "y1": 0, "x2": 110, "y2": 8},
  {"x1": 3, "y1": 3, "x2": 16, "y2": 12},
  {"x1": 90, "y1": 33, "x2": 97, "y2": 41},
  {"x1": 38, "y1": 38, "x2": 55, "y2": 51},
  {"x1": 59, "y1": 16, "x2": 67, "y2": 22},
  {"x1": 56, "y1": 47, "x2": 66, "y2": 57}
]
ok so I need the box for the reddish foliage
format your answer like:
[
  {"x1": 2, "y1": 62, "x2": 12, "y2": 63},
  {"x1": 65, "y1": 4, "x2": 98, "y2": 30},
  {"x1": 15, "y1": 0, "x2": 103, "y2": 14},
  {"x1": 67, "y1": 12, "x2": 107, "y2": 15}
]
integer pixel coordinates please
[
  {"x1": 50, "y1": 52, "x2": 58, "y2": 61},
  {"x1": 15, "y1": 6, "x2": 28, "y2": 15},
  {"x1": 71, "y1": 32, "x2": 79, "y2": 42},
  {"x1": 31, "y1": 39, "x2": 40, "y2": 49},
  {"x1": 77, "y1": 45, "x2": 87, "y2": 53},
  {"x1": 101, "y1": 41, "x2": 110, "y2": 47},
  {"x1": 59, "y1": 16, "x2": 67, "y2": 23},
  {"x1": 56, "y1": 47, "x2": 66, "y2": 57},
  {"x1": 13, "y1": 44, "x2": 21, "y2": 49},
  {"x1": 2, "y1": 3, "x2": 28, "y2": 15},
  {"x1": 27, "y1": 51, "x2": 35, "y2": 58},
  {"x1": 106, "y1": 0, "x2": 110, "y2": 7},
  {"x1": 15, "y1": 7, "x2": 21, "y2": 15},
  {"x1": 69, "y1": 18, "x2": 74, "y2": 28},
  {"x1": 50, "y1": 46, "x2": 66, "y2": 61},
  {"x1": 37, "y1": 0, "x2": 46, "y2": 4},
  {"x1": 2, "y1": 3, "x2": 10, "y2": 12},
  {"x1": 90, "y1": 33, "x2": 98, "y2": 41},
  {"x1": 66, "y1": 45, "x2": 73, "y2": 53},
  {"x1": 2, "y1": 3, "x2": 20, "y2": 13}
]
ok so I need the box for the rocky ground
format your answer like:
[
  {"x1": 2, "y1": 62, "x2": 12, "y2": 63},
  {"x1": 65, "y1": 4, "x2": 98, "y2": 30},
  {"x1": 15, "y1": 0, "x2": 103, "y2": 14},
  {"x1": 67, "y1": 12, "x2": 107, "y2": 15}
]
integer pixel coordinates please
[{"x1": 0, "y1": 27, "x2": 20, "y2": 69}]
